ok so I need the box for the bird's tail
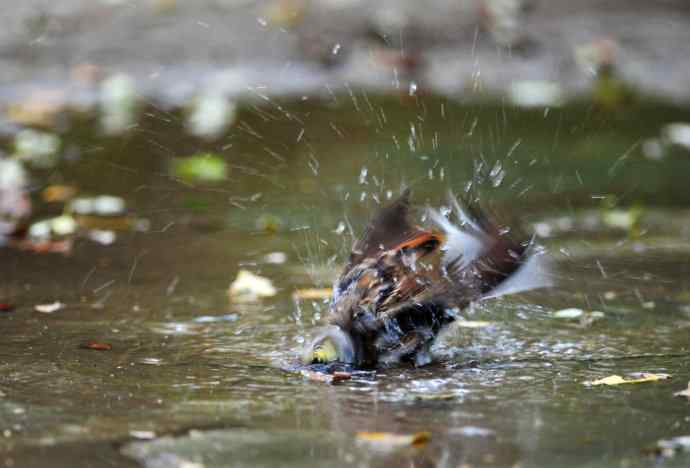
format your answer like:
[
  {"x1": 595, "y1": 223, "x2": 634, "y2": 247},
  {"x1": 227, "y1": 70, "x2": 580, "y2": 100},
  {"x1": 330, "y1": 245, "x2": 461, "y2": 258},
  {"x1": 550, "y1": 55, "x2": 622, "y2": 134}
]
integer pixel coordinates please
[{"x1": 429, "y1": 193, "x2": 552, "y2": 304}]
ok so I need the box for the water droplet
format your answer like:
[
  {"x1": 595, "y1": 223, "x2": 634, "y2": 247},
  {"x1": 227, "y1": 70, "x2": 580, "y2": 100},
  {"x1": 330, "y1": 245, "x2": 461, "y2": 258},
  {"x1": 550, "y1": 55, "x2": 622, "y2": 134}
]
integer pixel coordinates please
[{"x1": 359, "y1": 166, "x2": 368, "y2": 184}]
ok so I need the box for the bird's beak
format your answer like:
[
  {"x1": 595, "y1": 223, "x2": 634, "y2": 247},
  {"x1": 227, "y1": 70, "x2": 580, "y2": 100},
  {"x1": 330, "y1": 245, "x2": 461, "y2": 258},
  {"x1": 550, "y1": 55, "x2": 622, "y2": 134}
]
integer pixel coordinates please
[{"x1": 302, "y1": 326, "x2": 356, "y2": 365}]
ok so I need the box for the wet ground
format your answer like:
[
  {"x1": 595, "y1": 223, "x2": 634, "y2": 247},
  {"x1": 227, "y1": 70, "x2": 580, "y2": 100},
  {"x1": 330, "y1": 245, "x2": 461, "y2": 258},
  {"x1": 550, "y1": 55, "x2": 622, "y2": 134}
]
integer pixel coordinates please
[
  {"x1": 3, "y1": 0, "x2": 690, "y2": 105},
  {"x1": 2, "y1": 95, "x2": 690, "y2": 467}
]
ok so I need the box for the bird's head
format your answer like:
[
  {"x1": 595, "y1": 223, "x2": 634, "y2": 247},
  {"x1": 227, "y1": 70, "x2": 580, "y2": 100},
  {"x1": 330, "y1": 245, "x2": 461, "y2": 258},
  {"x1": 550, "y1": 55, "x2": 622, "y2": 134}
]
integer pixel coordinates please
[{"x1": 301, "y1": 325, "x2": 356, "y2": 365}]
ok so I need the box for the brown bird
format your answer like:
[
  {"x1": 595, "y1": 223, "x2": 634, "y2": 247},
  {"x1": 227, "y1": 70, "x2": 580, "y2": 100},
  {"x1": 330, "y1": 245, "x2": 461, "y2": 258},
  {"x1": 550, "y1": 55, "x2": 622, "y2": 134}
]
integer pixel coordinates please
[{"x1": 302, "y1": 189, "x2": 550, "y2": 368}]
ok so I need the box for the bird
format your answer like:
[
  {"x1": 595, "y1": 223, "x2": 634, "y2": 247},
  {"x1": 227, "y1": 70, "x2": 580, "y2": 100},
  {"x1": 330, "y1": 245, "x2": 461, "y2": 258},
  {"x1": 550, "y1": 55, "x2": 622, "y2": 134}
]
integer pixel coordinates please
[{"x1": 302, "y1": 188, "x2": 550, "y2": 369}]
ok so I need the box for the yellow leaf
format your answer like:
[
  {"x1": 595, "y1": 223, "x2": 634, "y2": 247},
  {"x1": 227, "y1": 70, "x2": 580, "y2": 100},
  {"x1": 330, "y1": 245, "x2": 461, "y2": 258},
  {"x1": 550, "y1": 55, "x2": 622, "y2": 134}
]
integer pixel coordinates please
[
  {"x1": 355, "y1": 431, "x2": 431, "y2": 449},
  {"x1": 585, "y1": 373, "x2": 672, "y2": 386}
]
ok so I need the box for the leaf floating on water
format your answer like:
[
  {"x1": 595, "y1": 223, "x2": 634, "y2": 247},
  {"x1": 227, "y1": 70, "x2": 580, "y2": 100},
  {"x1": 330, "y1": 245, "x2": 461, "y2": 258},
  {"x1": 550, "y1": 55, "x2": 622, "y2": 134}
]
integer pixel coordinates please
[
  {"x1": 292, "y1": 288, "x2": 332, "y2": 301},
  {"x1": 585, "y1": 373, "x2": 671, "y2": 386},
  {"x1": 673, "y1": 381, "x2": 690, "y2": 399},
  {"x1": 228, "y1": 270, "x2": 277, "y2": 303},
  {"x1": 79, "y1": 340, "x2": 113, "y2": 351},
  {"x1": 355, "y1": 431, "x2": 431, "y2": 450},
  {"x1": 34, "y1": 302, "x2": 65, "y2": 314}
]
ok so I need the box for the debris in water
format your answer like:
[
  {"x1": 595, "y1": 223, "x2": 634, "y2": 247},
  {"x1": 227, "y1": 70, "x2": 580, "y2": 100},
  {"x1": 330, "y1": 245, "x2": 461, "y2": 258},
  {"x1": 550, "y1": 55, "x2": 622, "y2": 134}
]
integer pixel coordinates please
[
  {"x1": 186, "y1": 92, "x2": 237, "y2": 139},
  {"x1": 601, "y1": 207, "x2": 642, "y2": 231},
  {"x1": 100, "y1": 73, "x2": 138, "y2": 134},
  {"x1": 172, "y1": 153, "x2": 228, "y2": 184},
  {"x1": 662, "y1": 123, "x2": 690, "y2": 151},
  {"x1": 355, "y1": 431, "x2": 431, "y2": 450},
  {"x1": 553, "y1": 308, "x2": 584, "y2": 319},
  {"x1": 673, "y1": 381, "x2": 690, "y2": 399},
  {"x1": 292, "y1": 288, "x2": 332, "y2": 301},
  {"x1": 28, "y1": 215, "x2": 78, "y2": 240},
  {"x1": 455, "y1": 320, "x2": 492, "y2": 328},
  {"x1": 6, "y1": 89, "x2": 67, "y2": 127},
  {"x1": 0, "y1": 158, "x2": 31, "y2": 239},
  {"x1": 228, "y1": 270, "x2": 277, "y2": 302},
  {"x1": 87, "y1": 229, "x2": 117, "y2": 245},
  {"x1": 34, "y1": 302, "x2": 65, "y2": 314},
  {"x1": 42, "y1": 185, "x2": 77, "y2": 203},
  {"x1": 128, "y1": 430, "x2": 156, "y2": 440},
  {"x1": 79, "y1": 341, "x2": 113, "y2": 351},
  {"x1": 255, "y1": 213, "x2": 283, "y2": 233},
  {"x1": 584, "y1": 373, "x2": 671, "y2": 386},
  {"x1": 263, "y1": 252, "x2": 287, "y2": 264},
  {"x1": 301, "y1": 369, "x2": 351, "y2": 384},
  {"x1": 652, "y1": 435, "x2": 690, "y2": 458},
  {"x1": 509, "y1": 81, "x2": 563, "y2": 108},
  {"x1": 14, "y1": 129, "x2": 61, "y2": 168}
]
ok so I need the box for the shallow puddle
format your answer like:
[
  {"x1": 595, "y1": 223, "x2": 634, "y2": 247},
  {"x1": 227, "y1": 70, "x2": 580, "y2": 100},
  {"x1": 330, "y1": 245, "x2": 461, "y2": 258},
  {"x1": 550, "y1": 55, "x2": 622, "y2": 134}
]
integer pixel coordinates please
[{"x1": 1, "y1": 95, "x2": 690, "y2": 467}]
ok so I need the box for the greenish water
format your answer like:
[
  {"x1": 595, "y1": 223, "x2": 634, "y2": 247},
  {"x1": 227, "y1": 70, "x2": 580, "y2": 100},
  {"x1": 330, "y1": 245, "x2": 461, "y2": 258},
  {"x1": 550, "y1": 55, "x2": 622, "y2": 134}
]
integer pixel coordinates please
[{"x1": 2, "y1": 94, "x2": 690, "y2": 467}]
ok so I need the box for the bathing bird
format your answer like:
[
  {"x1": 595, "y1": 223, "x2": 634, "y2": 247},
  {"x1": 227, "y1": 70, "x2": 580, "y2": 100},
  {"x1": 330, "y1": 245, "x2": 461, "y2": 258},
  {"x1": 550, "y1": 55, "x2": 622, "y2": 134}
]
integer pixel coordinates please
[{"x1": 303, "y1": 189, "x2": 550, "y2": 368}]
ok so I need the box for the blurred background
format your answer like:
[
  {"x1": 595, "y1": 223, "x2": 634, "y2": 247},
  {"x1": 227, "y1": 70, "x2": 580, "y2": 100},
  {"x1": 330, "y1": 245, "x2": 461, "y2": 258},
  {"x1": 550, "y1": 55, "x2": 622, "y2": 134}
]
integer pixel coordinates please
[{"x1": 2, "y1": 1, "x2": 690, "y2": 468}]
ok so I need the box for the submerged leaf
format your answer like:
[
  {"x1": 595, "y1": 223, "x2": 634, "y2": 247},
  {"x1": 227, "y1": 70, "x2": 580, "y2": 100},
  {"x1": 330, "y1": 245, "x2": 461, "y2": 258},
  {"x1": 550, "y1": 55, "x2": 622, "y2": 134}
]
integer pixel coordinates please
[{"x1": 585, "y1": 373, "x2": 671, "y2": 386}]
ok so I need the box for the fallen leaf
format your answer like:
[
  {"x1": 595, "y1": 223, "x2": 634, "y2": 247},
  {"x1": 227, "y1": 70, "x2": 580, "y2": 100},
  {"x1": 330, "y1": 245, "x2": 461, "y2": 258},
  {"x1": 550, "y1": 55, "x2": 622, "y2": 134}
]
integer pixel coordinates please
[
  {"x1": 79, "y1": 341, "x2": 113, "y2": 351},
  {"x1": 228, "y1": 270, "x2": 276, "y2": 303},
  {"x1": 34, "y1": 302, "x2": 65, "y2": 314},
  {"x1": 585, "y1": 373, "x2": 671, "y2": 386},
  {"x1": 355, "y1": 431, "x2": 431, "y2": 450},
  {"x1": 673, "y1": 381, "x2": 690, "y2": 399},
  {"x1": 0, "y1": 303, "x2": 14, "y2": 312},
  {"x1": 292, "y1": 288, "x2": 332, "y2": 300}
]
